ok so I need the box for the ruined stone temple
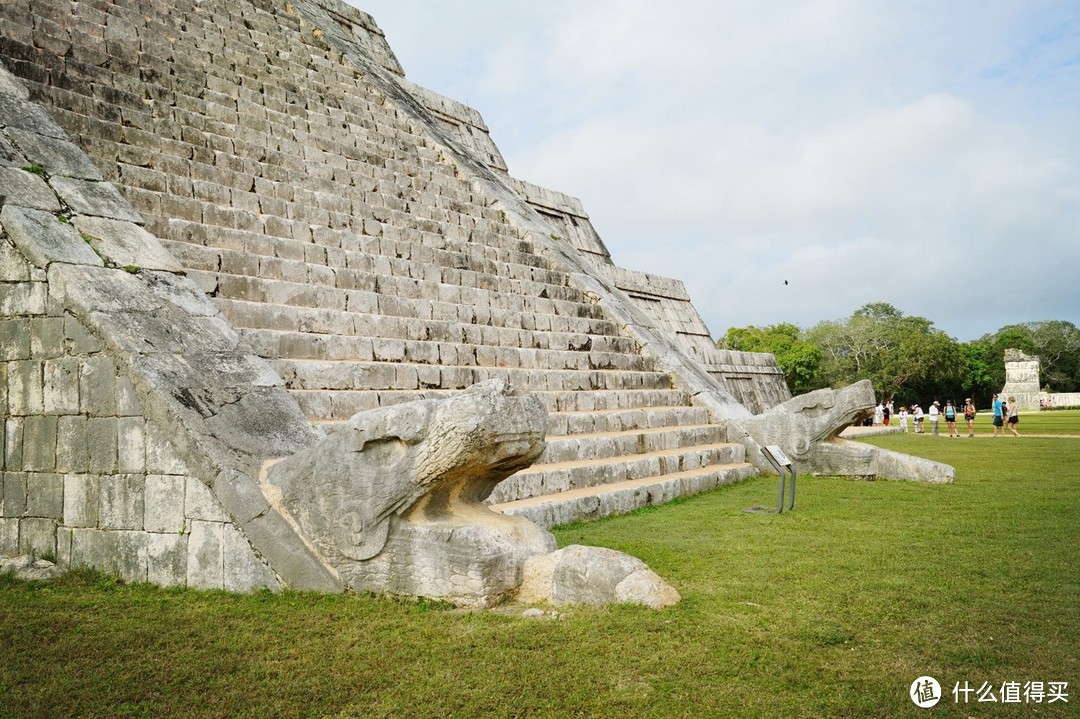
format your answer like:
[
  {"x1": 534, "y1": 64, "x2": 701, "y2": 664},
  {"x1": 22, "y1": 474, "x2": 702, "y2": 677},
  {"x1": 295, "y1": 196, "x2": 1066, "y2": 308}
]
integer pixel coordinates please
[{"x1": 0, "y1": 0, "x2": 950, "y2": 604}]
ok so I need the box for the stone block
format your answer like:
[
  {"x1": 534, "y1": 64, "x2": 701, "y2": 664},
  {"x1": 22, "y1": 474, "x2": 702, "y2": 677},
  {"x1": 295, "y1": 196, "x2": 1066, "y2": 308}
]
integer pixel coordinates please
[
  {"x1": 518, "y1": 545, "x2": 680, "y2": 609},
  {"x1": 56, "y1": 526, "x2": 72, "y2": 567},
  {"x1": 187, "y1": 520, "x2": 224, "y2": 589},
  {"x1": 70, "y1": 528, "x2": 148, "y2": 583},
  {"x1": 19, "y1": 517, "x2": 57, "y2": 557},
  {"x1": 26, "y1": 472, "x2": 63, "y2": 519},
  {"x1": 21, "y1": 414, "x2": 57, "y2": 471},
  {"x1": 63, "y1": 473, "x2": 99, "y2": 528},
  {"x1": 5, "y1": 418, "x2": 23, "y2": 471},
  {"x1": 0, "y1": 281, "x2": 48, "y2": 316},
  {"x1": 0, "y1": 65, "x2": 31, "y2": 102},
  {"x1": 71, "y1": 216, "x2": 183, "y2": 273},
  {"x1": 4, "y1": 128, "x2": 104, "y2": 181},
  {"x1": 0, "y1": 517, "x2": 18, "y2": 553},
  {"x1": 0, "y1": 319, "x2": 31, "y2": 360},
  {"x1": 115, "y1": 375, "x2": 142, "y2": 416},
  {"x1": 56, "y1": 415, "x2": 88, "y2": 473},
  {"x1": 116, "y1": 416, "x2": 145, "y2": 473},
  {"x1": 43, "y1": 356, "x2": 80, "y2": 414},
  {"x1": 145, "y1": 422, "x2": 189, "y2": 475},
  {"x1": 49, "y1": 176, "x2": 142, "y2": 223},
  {"x1": 7, "y1": 360, "x2": 42, "y2": 416},
  {"x1": 0, "y1": 167, "x2": 61, "y2": 211},
  {"x1": 0, "y1": 205, "x2": 103, "y2": 269},
  {"x1": 80, "y1": 355, "x2": 117, "y2": 416},
  {"x1": 0, "y1": 133, "x2": 22, "y2": 167},
  {"x1": 64, "y1": 314, "x2": 102, "y2": 355},
  {"x1": 98, "y1": 473, "x2": 143, "y2": 530},
  {"x1": 144, "y1": 474, "x2": 185, "y2": 534},
  {"x1": 222, "y1": 523, "x2": 280, "y2": 592},
  {"x1": 0, "y1": 238, "x2": 32, "y2": 282},
  {"x1": 147, "y1": 532, "x2": 188, "y2": 587},
  {"x1": 86, "y1": 417, "x2": 117, "y2": 474},
  {"x1": 184, "y1": 476, "x2": 230, "y2": 522},
  {"x1": 2, "y1": 472, "x2": 27, "y2": 517},
  {"x1": 29, "y1": 316, "x2": 65, "y2": 359}
]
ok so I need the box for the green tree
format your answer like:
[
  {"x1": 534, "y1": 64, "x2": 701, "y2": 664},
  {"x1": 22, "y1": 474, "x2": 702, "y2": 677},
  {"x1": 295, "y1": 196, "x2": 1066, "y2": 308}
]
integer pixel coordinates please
[
  {"x1": 958, "y1": 341, "x2": 996, "y2": 407},
  {"x1": 806, "y1": 302, "x2": 963, "y2": 402},
  {"x1": 719, "y1": 323, "x2": 824, "y2": 395}
]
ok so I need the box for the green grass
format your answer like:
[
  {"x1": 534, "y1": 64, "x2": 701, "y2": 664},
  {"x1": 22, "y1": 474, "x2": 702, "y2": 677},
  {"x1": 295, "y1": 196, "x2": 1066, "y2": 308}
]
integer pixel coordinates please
[{"x1": 2, "y1": 429, "x2": 1078, "y2": 718}]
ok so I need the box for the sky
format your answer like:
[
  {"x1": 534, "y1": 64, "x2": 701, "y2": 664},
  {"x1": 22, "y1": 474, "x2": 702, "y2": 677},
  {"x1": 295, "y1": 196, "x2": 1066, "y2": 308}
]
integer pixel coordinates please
[{"x1": 348, "y1": 1, "x2": 1080, "y2": 343}]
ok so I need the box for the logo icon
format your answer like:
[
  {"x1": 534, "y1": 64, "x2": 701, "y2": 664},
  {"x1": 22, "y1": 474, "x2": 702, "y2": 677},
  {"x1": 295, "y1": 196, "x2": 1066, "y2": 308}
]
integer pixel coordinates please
[{"x1": 910, "y1": 676, "x2": 942, "y2": 708}]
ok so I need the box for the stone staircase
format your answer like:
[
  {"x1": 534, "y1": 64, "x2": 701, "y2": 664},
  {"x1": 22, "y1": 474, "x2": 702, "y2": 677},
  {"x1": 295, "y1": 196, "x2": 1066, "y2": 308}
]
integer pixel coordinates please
[
  {"x1": 186, "y1": 224, "x2": 754, "y2": 528},
  {"x1": 0, "y1": 0, "x2": 755, "y2": 528}
]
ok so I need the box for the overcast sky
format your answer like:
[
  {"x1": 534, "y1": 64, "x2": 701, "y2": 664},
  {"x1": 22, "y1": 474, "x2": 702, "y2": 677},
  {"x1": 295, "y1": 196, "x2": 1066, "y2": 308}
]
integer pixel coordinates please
[{"x1": 348, "y1": 1, "x2": 1080, "y2": 342}]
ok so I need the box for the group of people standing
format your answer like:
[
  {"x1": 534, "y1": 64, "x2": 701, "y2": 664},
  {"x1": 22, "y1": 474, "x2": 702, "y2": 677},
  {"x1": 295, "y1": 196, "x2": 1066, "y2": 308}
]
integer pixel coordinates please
[{"x1": 879, "y1": 396, "x2": 1020, "y2": 437}]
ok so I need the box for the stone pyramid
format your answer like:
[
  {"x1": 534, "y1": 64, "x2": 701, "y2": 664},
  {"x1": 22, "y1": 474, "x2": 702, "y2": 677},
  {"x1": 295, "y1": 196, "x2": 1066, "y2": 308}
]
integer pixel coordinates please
[{"x1": 0, "y1": 0, "x2": 950, "y2": 601}]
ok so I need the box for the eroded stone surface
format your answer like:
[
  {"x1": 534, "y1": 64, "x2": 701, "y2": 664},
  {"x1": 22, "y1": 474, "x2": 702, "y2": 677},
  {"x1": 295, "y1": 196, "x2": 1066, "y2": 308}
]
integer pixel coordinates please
[
  {"x1": 265, "y1": 379, "x2": 557, "y2": 605},
  {"x1": 518, "y1": 545, "x2": 680, "y2": 609}
]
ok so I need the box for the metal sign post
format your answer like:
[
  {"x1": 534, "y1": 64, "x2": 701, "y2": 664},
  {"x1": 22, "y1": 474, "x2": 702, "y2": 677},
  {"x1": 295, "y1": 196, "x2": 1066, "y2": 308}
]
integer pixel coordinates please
[{"x1": 745, "y1": 445, "x2": 797, "y2": 514}]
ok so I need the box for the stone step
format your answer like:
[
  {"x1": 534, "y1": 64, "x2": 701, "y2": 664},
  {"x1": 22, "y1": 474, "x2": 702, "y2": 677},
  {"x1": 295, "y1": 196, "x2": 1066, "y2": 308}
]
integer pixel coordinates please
[
  {"x1": 305, "y1": 391, "x2": 702, "y2": 425},
  {"x1": 269, "y1": 359, "x2": 674, "y2": 393},
  {"x1": 187, "y1": 269, "x2": 604, "y2": 324},
  {"x1": 546, "y1": 404, "x2": 709, "y2": 433},
  {"x1": 215, "y1": 291, "x2": 619, "y2": 339},
  {"x1": 239, "y1": 327, "x2": 653, "y2": 373},
  {"x1": 488, "y1": 462, "x2": 757, "y2": 529},
  {"x1": 162, "y1": 231, "x2": 572, "y2": 294},
  {"x1": 161, "y1": 202, "x2": 563, "y2": 279},
  {"x1": 221, "y1": 299, "x2": 630, "y2": 350},
  {"x1": 489, "y1": 442, "x2": 745, "y2": 504},
  {"x1": 539, "y1": 424, "x2": 726, "y2": 464}
]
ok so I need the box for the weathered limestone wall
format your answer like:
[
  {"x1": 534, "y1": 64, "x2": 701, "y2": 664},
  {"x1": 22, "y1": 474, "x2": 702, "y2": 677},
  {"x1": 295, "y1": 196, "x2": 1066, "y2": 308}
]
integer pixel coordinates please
[
  {"x1": 595, "y1": 265, "x2": 791, "y2": 413},
  {"x1": 0, "y1": 62, "x2": 338, "y2": 590},
  {"x1": 0, "y1": 223, "x2": 278, "y2": 590}
]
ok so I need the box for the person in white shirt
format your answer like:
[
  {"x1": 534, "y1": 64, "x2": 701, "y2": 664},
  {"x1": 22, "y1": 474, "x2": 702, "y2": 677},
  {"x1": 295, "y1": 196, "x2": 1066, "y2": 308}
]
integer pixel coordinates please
[
  {"x1": 913, "y1": 405, "x2": 924, "y2": 433},
  {"x1": 928, "y1": 401, "x2": 940, "y2": 436}
]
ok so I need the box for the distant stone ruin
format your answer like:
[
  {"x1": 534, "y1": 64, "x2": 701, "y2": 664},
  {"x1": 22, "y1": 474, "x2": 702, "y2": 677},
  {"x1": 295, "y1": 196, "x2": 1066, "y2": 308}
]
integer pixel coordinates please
[
  {"x1": 1001, "y1": 350, "x2": 1042, "y2": 410},
  {"x1": 1001, "y1": 349, "x2": 1080, "y2": 410},
  {"x1": 0, "y1": 0, "x2": 951, "y2": 604}
]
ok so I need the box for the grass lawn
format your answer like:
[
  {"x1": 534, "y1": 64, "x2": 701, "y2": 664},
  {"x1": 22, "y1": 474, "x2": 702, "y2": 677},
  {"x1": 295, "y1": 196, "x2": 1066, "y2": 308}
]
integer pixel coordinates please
[{"x1": 2, "y1": 416, "x2": 1078, "y2": 718}]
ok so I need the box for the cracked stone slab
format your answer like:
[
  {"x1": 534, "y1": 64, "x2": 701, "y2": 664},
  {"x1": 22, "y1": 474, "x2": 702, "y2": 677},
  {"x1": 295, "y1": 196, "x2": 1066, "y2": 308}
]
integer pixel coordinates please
[
  {"x1": 0, "y1": 59, "x2": 29, "y2": 100},
  {"x1": 1, "y1": 205, "x2": 103, "y2": 268},
  {"x1": 4, "y1": 128, "x2": 104, "y2": 181},
  {"x1": 0, "y1": 94, "x2": 65, "y2": 138},
  {"x1": 49, "y1": 176, "x2": 142, "y2": 223},
  {"x1": 0, "y1": 133, "x2": 22, "y2": 166},
  {"x1": 0, "y1": 167, "x2": 61, "y2": 211},
  {"x1": 73, "y1": 215, "x2": 182, "y2": 272}
]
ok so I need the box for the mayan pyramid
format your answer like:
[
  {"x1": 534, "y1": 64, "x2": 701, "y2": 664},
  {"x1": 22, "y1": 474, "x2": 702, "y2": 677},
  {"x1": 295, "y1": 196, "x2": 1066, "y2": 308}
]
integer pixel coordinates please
[{"x1": 0, "y1": 0, "x2": 806, "y2": 592}]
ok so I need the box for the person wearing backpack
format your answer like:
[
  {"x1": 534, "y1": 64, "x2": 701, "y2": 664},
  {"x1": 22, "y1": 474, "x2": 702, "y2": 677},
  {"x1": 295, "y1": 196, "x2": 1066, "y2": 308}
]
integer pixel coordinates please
[
  {"x1": 963, "y1": 398, "x2": 976, "y2": 437},
  {"x1": 944, "y1": 400, "x2": 959, "y2": 437}
]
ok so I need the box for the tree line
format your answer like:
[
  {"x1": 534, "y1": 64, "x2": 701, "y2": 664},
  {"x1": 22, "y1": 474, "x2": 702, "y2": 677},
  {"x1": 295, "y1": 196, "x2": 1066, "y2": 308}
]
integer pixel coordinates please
[{"x1": 718, "y1": 302, "x2": 1080, "y2": 408}]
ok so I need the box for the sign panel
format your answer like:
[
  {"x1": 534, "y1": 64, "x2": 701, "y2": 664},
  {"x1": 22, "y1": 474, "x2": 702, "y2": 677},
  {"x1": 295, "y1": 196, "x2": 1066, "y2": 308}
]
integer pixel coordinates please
[{"x1": 762, "y1": 444, "x2": 792, "y2": 467}]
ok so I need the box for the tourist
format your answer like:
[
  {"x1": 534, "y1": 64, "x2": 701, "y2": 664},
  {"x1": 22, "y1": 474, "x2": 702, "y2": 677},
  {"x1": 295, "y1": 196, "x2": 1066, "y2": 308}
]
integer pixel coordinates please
[
  {"x1": 874, "y1": 402, "x2": 884, "y2": 426},
  {"x1": 898, "y1": 406, "x2": 909, "y2": 432},
  {"x1": 944, "y1": 400, "x2": 959, "y2": 437},
  {"x1": 882, "y1": 401, "x2": 891, "y2": 426},
  {"x1": 991, "y1": 393, "x2": 1004, "y2": 436},
  {"x1": 1006, "y1": 396, "x2": 1021, "y2": 437},
  {"x1": 963, "y1": 398, "x2": 976, "y2": 437},
  {"x1": 928, "y1": 400, "x2": 940, "y2": 436},
  {"x1": 913, "y1": 404, "x2": 924, "y2": 433}
]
